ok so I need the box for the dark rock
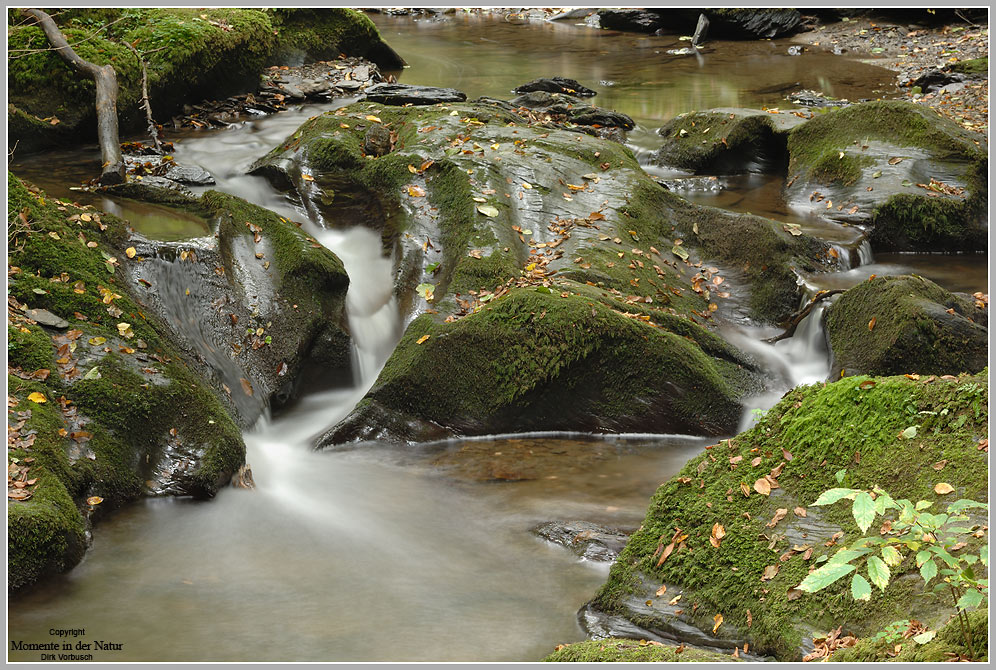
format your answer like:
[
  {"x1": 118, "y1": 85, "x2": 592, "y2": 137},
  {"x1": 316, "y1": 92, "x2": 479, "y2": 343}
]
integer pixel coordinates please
[
  {"x1": 363, "y1": 124, "x2": 393, "y2": 158},
  {"x1": 508, "y1": 92, "x2": 633, "y2": 131},
  {"x1": 364, "y1": 83, "x2": 467, "y2": 105},
  {"x1": 569, "y1": 107, "x2": 634, "y2": 130},
  {"x1": 533, "y1": 521, "x2": 630, "y2": 562},
  {"x1": 597, "y1": 9, "x2": 663, "y2": 34},
  {"x1": 691, "y1": 13, "x2": 710, "y2": 46},
  {"x1": 907, "y1": 68, "x2": 966, "y2": 93},
  {"x1": 549, "y1": 8, "x2": 593, "y2": 21},
  {"x1": 824, "y1": 275, "x2": 988, "y2": 379},
  {"x1": 24, "y1": 308, "x2": 68, "y2": 329},
  {"x1": 689, "y1": 8, "x2": 802, "y2": 39},
  {"x1": 513, "y1": 76, "x2": 596, "y2": 97}
]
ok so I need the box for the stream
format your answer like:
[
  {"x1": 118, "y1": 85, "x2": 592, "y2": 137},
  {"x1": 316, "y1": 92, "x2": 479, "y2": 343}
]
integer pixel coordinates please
[{"x1": 7, "y1": 13, "x2": 989, "y2": 662}]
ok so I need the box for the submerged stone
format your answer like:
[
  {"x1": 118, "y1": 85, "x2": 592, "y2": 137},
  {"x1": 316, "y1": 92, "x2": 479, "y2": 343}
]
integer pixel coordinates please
[{"x1": 533, "y1": 521, "x2": 630, "y2": 562}]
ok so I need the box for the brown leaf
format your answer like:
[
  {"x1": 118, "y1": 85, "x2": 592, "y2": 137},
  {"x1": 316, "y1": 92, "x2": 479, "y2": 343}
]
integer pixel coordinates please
[
  {"x1": 793, "y1": 506, "x2": 807, "y2": 518},
  {"x1": 729, "y1": 455, "x2": 743, "y2": 464},
  {"x1": 932, "y1": 460, "x2": 948, "y2": 470},
  {"x1": 802, "y1": 547, "x2": 813, "y2": 560},
  {"x1": 761, "y1": 564, "x2": 779, "y2": 581},
  {"x1": 750, "y1": 456, "x2": 762, "y2": 467},
  {"x1": 656, "y1": 542, "x2": 675, "y2": 566},
  {"x1": 754, "y1": 477, "x2": 772, "y2": 496},
  {"x1": 239, "y1": 378, "x2": 254, "y2": 397},
  {"x1": 934, "y1": 482, "x2": 954, "y2": 495},
  {"x1": 781, "y1": 448, "x2": 793, "y2": 461},
  {"x1": 769, "y1": 462, "x2": 785, "y2": 478},
  {"x1": 746, "y1": 609, "x2": 752, "y2": 627},
  {"x1": 656, "y1": 584, "x2": 667, "y2": 596},
  {"x1": 787, "y1": 588, "x2": 803, "y2": 601},
  {"x1": 868, "y1": 317, "x2": 876, "y2": 331},
  {"x1": 767, "y1": 508, "x2": 789, "y2": 528},
  {"x1": 740, "y1": 482, "x2": 751, "y2": 497}
]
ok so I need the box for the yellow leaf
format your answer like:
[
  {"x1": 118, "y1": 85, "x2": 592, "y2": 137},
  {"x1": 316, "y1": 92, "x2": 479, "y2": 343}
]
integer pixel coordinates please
[
  {"x1": 408, "y1": 165, "x2": 418, "y2": 174},
  {"x1": 407, "y1": 185, "x2": 426, "y2": 197},
  {"x1": 87, "y1": 496, "x2": 103, "y2": 506},
  {"x1": 125, "y1": 247, "x2": 137, "y2": 259},
  {"x1": 521, "y1": 182, "x2": 532, "y2": 189},
  {"x1": 88, "y1": 336, "x2": 107, "y2": 346},
  {"x1": 365, "y1": 115, "x2": 382, "y2": 123},
  {"x1": 27, "y1": 392, "x2": 47, "y2": 404},
  {"x1": 669, "y1": 594, "x2": 682, "y2": 605},
  {"x1": 713, "y1": 613, "x2": 724, "y2": 634},
  {"x1": 656, "y1": 585, "x2": 667, "y2": 596},
  {"x1": 416, "y1": 335, "x2": 430, "y2": 345},
  {"x1": 301, "y1": 174, "x2": 315, "y2": 181},
  {"x1": 934, "y1": 483, "x2": 955, "y2": 495},
  {"x1": 526, "y1": 262, "x2": 537, "y2": 271}
]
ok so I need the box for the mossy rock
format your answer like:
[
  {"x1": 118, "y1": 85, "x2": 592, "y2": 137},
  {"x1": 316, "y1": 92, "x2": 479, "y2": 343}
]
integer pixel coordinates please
[
  {"x1": 948, "y1": 57, "x2": 987, "y2": 76},
  {"x1": 8, "y1": 8, "x2": 400, "y2": 153},
  {"x1": 588, "y1": 372, "x2": 988, "y2": 660},
  {"x1": 824, "y1": 275, "x2": 988, "y2": 379},
  {"x1": 542, "y1": 637, "x2": 738, "y2": 662},
  {"x1": 829, "y1": 610, "x2": 987, "y2": 662},
  {"x1": 653, "y1": 108, "x2": 804, "y2": 174},
  {"x1": 7, "y1": 173, "x2": 246, "y2": 592},
  {"x1": 319, "y1": 286, "x2": 758, "y2": 444},
  {"x1": 784, "y1": 101, "x2": 987, "y2": 252}
]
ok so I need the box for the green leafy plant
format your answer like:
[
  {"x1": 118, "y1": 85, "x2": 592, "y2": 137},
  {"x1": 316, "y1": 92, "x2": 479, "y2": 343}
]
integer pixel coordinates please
[{"x1": 796, "y1": 486, "x2": 988, "y2": 659}]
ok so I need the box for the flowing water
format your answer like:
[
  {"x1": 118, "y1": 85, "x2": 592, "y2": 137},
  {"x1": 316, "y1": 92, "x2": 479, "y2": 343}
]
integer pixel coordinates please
[{"x1": 7, "y1": 13, "x2": 988, "y2": 662}]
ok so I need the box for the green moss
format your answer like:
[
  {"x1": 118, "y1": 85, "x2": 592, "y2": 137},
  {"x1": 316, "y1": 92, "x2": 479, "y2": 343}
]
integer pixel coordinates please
[
  {"x1": 593, "y1": 372, "x2": 988, "y2": 660},
  {"x1": 368, "y1": 287, "x2": 746, "y2": 435},
  {"x1": 807, "y1": 152, "x2": 875, "y2": 186},
  {"x1": 825, "y1": 275, "x2": 988, "y2": 377},
  {"x1": 948, "y1": 57, "x2": 987, "y2": 75},
  {"x1": 7, "y1": 323, "x2": 55, "y2": 372},
  {"x1": 542, "y1": 638, "x2": 738, "y2": 662},
  {"x1": 870, "y1": 189, "x2": 987, "y2": 252},
  {"x1": 655, "y1": 112, "x2": 786, "y2": 173},
  {"x1": 268, "y1": 8, "x2": 403, "y2": 69},
  {"x1": 788, "y1": 101, "x2": 983, "y2": 175},
  {"x1": 830, "y1": 610, "x2": 987, "y2": 662},
  {"x1": 7, "y1": 173, "x2": 247, "y2": 590}
]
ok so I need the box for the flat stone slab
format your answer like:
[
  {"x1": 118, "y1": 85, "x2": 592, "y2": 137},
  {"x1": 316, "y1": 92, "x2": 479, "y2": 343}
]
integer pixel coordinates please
[
  {"x1": 24, "y1": 308, "x2": 68, "y2": 329},
  {"x1": 513, "y1": 76, "x2": 596, "y2": 97},
  {"x1": 364, "y1": 83, "x2": 467, "y2": 105}
]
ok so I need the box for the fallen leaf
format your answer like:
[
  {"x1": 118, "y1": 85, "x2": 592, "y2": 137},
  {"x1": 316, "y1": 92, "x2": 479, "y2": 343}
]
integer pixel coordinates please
[
  {"x1": 767, "y1": 508, "x2": 789, "y2": 527},
  {"x1": 868, "y1": 317, "x2": 876, "y2": 331},
  {"x1": 240, "y1": 378, "x2": 254, "y2": 397},
  {"x1": 761, "y1": 564, "x2": 779, "y2": 581},
  {"x1": 656, "y1": 585, "x2": 667, "y2": 596},
  {"x1": 365, "y1": 115, "x2": 382, "y2": 123},
  {"x1": 713, "y1": 613, "x2": 724, "y2": 634},
  {"x1": 407, "y1": 185, "x2": 426, "y2": 197},
  {"x1": 125, "y1": 247, "x2": 137, "y2": 259},
  {"x1": 794, "y1": 506, "x2": 807, "y2": 518},
  {"x1": 888, "y1": 156, "x2": 904, "y2": 165},
  {"x1": 754, "y1": 478, "x2": 772, "y2": 496},
  {"x1": 416, "y1": 335, "x2": 430, "y2": 345},
  {"x1": 740, "y1": 482, "x2": 751, "y2": 497},
  {"x1": 27, "y1": 392, "x2": 46, "y2": 404},
  {"x1": 476, "y1": 205, "x2": 499, "y2": 217},
  {"x1": 933, "y1": 483, "x2": 954, "y2": 495},
  {"x1": 86, "y1": 496, "x2": 103, "y2": 506}
]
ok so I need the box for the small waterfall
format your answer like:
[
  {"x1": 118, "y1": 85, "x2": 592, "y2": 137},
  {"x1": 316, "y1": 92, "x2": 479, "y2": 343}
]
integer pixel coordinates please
[{"x1": 856, "y1": 238, "x2": 873, "y2": 267}]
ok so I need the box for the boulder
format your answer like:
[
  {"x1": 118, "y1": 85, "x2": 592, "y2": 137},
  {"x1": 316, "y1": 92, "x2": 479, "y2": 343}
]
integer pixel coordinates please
[
  {"x1": 364, "y1": 83, "x2": 467, "y2": 106},
  {"x1": 784, "y1": 101, "x2": 988, "y2": 252},
  {"x1": 662, "y1": 9, "x2": 802, "y2": 39},
  {"x1": 653, "y1": 108, "x2": 806, "y2": 174},
  {"x1": 586, "y1": 372, "x2": 989, "y2": 660},
  {"x1": 250, "y1": 98, "x2": 835, "y2": 446},
  {"x1": 824, "y1": 275, "x2": 988, "y2": 379},
  {"x1": 6, "y1": 173, "x2": 246, "y2": 591}
]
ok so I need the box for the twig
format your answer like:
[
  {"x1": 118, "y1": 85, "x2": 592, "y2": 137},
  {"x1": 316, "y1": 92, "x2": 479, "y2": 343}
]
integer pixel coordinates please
[
  {"x1": 955, "y1": 9, "x2": 979, "y2": 27},
  {"x1": 123, "y1": 41, "x2": 163, "y2": 154},
  {"x1": 763, "y1": 289, "x2": 844, "y2": 344}
]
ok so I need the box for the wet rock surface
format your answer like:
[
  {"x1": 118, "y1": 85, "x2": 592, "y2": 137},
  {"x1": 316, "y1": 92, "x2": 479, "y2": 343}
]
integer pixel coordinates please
[
  {"x1": 533, "y1": 521, "x2": 630, "y2": 562},
  {"x1": 824, "y1": 274, "x2": 989, "y2": 379},
  {"x1": 364, "y1": 82, "x2": 467, "y2": 105}
]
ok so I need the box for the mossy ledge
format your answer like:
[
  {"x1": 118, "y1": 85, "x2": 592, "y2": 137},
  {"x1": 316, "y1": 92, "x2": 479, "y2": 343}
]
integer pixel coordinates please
[
  {"x1": 829, "y1": 609, "x2": 987, "y2": 662},
  {"x1": 8, "y1": 173, "x2": 245, "y2": 592},
  {"x1": 589, "y1": 372, "x2": 988, "y2": 661},
  {"x1": 8, "y1": 8, "x2": 401, "y2": 152}
]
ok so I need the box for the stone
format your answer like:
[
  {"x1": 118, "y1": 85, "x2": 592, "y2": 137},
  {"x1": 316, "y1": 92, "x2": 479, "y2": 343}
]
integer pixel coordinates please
[
  {"x1": 513, "y1": 76, "x2": 596, "y2": 97},
  {"x1": 596, "y1": 9, "x2": 663, "y2": 34},
  {"x1": 363, "y1": 124, "x2": 392, "y2": 157},
  {"x1": 364, "y1": 83, "x2": 467, "y2": 105},
  {"x1": 533, "y1": 521, "x2": 630, "y2": 562},
  {"x1": 164, "y1": 164, "x2": 216, "y2": 186},
  {"x1": 24, "y1": 308, "x2": 68, "y2": 329}
]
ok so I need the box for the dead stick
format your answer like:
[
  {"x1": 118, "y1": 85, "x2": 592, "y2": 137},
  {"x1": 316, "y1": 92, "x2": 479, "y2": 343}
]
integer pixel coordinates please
[
  {"x1": 763, "y1": 289, "x2": 845, "y2": 344},
  {"x1": 20, "y1": 8, "x2": 124, "y2": 185},
  {"x1": 124, "y1": 41, "x2": 163, "y2": 154}
]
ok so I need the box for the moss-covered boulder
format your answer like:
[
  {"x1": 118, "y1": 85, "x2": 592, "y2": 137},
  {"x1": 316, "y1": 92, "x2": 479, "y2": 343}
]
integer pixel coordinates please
[
  {"x1": 784, "y1": 101, "x2": 987, "y2": 252},
  {"x1": 118, "y1": 190, "x2": 352, "y2": 423},
  {"x1": 542, "y1": 637, "x2": 738, "y2": 662},
  {"x1": 653, "y1": 108, "x2": 804, "y2": 174},
  {"x1": 250, "y1": 98, "x2": 835, "y2": 444},
  {"x1": 586, "y1": 372, "x2": 988, "y2": 661},
  {"x1": 824, "y1": 275, "x2": 988, "y2": 379},
  {"x1": 7, "y1": 173, "x2": 246, "y2": 591},
  {"x1": 7, "y1": 8, "x2": 401, "y2": 153}
]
